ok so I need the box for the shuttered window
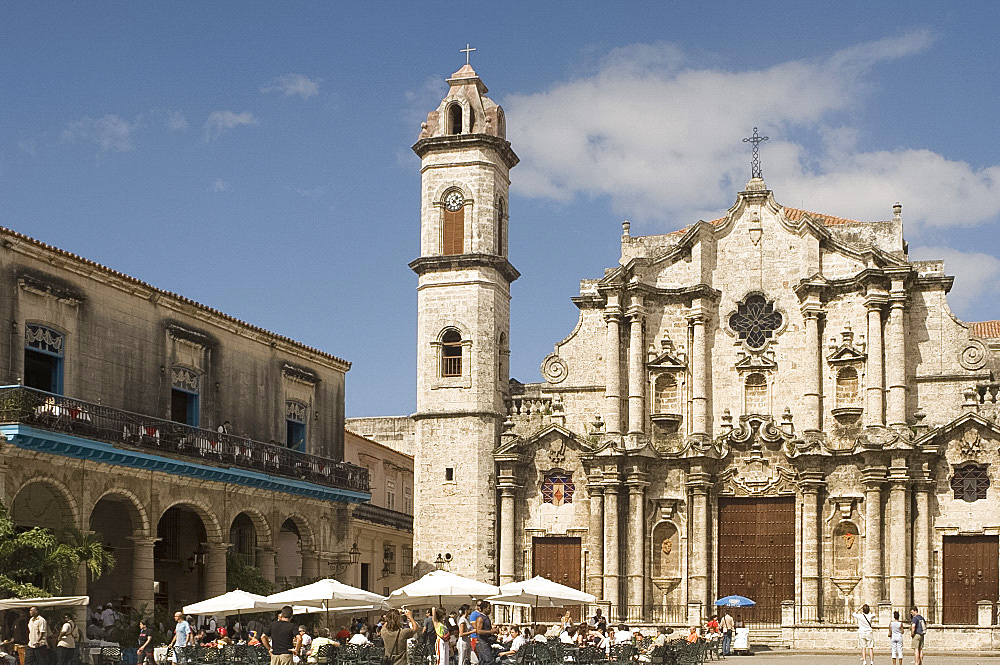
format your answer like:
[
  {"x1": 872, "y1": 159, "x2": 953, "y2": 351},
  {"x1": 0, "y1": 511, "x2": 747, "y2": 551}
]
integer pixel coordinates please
[{"x1": 443, "y1": 208, "x2": 464, "y2": 255}]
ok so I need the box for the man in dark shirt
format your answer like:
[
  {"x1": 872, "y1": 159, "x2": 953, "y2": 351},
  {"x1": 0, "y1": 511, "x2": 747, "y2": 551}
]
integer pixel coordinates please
[
  {"x1": 910, "y1": 606, "x2": 926, "y2": 665},
  {"x1": 262, "y1": 607, "x2": 297, "y2": 665},
  {"x1": 421, "y1": 610, "x2": 434, "y2": 647}
]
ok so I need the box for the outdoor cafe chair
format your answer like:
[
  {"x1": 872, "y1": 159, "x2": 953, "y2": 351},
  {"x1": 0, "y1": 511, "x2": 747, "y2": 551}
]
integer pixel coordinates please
[{"x1": 99, "y1": 646, "x2": 122, "y2": 665}]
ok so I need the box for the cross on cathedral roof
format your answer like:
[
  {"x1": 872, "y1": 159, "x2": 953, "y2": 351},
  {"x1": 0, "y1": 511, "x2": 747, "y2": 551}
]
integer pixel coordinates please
[
  {"x1": 742, "y1": 127, "x2": 769, "y2": 179},
  {"x1": 460, "y1": 43, "x2": 476, "y2": 66}
]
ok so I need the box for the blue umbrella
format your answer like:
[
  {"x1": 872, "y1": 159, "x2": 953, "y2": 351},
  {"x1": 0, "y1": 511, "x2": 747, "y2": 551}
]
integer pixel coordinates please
[{"x1": 715, "y1": 595, "x2": 756, "y2": 607}]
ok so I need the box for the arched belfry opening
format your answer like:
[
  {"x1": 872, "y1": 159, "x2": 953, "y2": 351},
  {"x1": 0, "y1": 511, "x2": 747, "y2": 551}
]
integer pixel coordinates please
[{"x1": 448, "y1": 104, "x2": 462, "y2": 135}]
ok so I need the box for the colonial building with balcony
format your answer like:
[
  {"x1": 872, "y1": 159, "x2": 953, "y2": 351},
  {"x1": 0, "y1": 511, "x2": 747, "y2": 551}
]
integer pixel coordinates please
[
  {"x1": 342, "y1": 430, "x2": 414, "y2": 597},
  {"x1": 0, "y1": 225, "x2": 370, "y2": 613}
]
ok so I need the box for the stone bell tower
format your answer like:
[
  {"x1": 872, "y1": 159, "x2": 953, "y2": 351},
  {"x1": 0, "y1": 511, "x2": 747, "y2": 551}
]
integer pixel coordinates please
[{"x1": 409, "y1": 60, "x2": 519, "y2": 581}]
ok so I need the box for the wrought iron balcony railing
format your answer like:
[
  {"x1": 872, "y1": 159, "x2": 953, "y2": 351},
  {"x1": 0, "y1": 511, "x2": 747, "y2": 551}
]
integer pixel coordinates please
[
  {"x1": 0, "y1": 385, "x2": 369, "y2": 494},
  {"x1": 352, "y1": 502, "x2": 414, "y2": 532}
]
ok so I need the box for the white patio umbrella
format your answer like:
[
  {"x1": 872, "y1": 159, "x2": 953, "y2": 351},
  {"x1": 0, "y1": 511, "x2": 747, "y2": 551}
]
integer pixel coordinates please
[
  {"x1": 0, "y1": 596, "x2": 89, "y2": 610},
  {"x1": 387, "y1": 570, "x2": 499, "y2": 608},
  {"x1": 266, "y1": 579, "x2": 388, "y2": 628},
  {"x1": 488, "y1": 576, "x2": 595, "y2": 608},
  {"x1": 183, "y1": 590, "x2": 276, "y2": 615}
]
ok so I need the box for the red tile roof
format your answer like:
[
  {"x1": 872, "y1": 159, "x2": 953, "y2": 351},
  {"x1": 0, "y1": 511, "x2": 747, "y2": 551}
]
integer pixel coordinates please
[
  {"x1": 783, "y1": 207, "x2": 866, "y2": 226},
  {"x1": 1, "y1": 225, "x2": 351, "y2": 369},
  {"x1": 970, "y1": 320, "x2": 1000, "y2": 338}
]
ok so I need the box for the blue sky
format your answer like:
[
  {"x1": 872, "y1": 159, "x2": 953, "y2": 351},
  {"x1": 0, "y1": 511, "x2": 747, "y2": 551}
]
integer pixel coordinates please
[{"x1": 2, "y1": 2, "x2": 999, "y2": 418}]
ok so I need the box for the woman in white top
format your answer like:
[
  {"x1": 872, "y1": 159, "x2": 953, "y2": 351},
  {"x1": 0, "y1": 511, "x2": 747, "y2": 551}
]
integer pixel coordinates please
[
  {"x1": 348, "y1": 626, "x2": 370, "y2": 645},
  {"x1": 456, "y1": 606, "x2": 473, "y2": 665},
  {"x1": 851, "y1": 604, "x2": 875, "y2": 665},
  {"x1": 888, "y1": 611, "x2": 904, "y2": 665}
]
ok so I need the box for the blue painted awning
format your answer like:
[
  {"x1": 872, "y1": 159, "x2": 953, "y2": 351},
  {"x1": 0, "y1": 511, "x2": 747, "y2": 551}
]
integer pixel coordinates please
[{"x1": 1, "y1": 424, "x2": 371, "y2": 504}]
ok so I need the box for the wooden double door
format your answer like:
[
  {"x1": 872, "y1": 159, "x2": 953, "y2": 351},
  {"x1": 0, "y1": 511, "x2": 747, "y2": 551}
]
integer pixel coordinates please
[
  {"x1": 717, "y1": 496, "x2": 795, "y2": 622},
  {"x1": 533, "y1": 536, "x2": 581, "y2": 622},
  {"x1": 943, "y1": 535, "x2": 998, "y2": 624}
]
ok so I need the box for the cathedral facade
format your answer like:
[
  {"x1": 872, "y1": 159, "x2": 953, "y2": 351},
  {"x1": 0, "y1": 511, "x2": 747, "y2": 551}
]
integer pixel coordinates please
[{"x1": 349, "y1": 63, "x2": 1000, "y2": 630}]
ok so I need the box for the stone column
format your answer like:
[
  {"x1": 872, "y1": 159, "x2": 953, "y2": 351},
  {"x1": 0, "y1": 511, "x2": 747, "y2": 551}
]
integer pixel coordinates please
[
  {"x1": 301, "y1": 549, "x2": 320, "y2": 580},
  {"x1": 587, "y1": 475, "x2": 605, "y2": 599},
  {"x1": 885, "y1": 294, "x2": 907, "y2": 429},
  {"x1": 689, "y1": 312, "x2": 709, "y2": 437},
  {"x1": 799, "y1": 472, "x2": 825, "y2": 614},
  {"x1": 687, "y1": 471, "x2": 712, "y2": 613},
  {"x1": 627, "y1": 302, "x2": 645, "y2": 436},
  {"x1": 499, "y1": 486, "x2": 516, "y2": 585},
  {"x1": 129, "y1": 533, "x2": 157, "y2": 612},
  {"x1": 862, "y1": 470, "x2": 885, "y2": 603},
  {"x1": 203, "y1": 542, "x2": 228, "y2": 599},
  {"x1": 912, "y1": 468, "x2": 932, "y2": 620},
  {"x1": 603, "y1": 482, "x2": 620, "y2": 620},
  {"x1": 256, "y1": 546, "x2": 276, "y2": 585},
  {"x1": 625, "y1": 471, "x2": 648, "y2": 620},
  {"x1": 864, "y1": 297, "x2": 886, "y2": 427},
  {"x1": 887, "y1": 458, "x2": 910, "y2": 611},
  {"x1": 801, "y1": 308, "x2": 823, "y2": 431},
  {"x1": 604, "y1": 308, "x2": 623, "y2": 436}
]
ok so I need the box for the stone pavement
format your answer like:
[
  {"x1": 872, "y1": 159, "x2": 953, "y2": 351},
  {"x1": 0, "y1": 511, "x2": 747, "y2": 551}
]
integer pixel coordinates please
[{"x1": 726, "y1": 652, "x2": 1000, "y2": 664}]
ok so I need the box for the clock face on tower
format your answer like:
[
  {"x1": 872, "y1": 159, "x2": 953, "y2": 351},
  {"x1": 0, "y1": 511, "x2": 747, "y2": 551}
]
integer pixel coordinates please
[{"x1": 444, "y1": 191, "x2": 464, "y2": 211}]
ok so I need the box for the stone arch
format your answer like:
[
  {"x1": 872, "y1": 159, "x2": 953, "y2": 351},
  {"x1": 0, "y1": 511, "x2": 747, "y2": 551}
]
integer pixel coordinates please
[
  {"x1": 229, "y1": 507, "x2": 273, "y2": 548},
  {"x1": 91, "y1": 487, "x2": 151, "y2": 534},
  {"x1": 11, "y1": 475, "x2": 81, "y2": 530},
  {"x1": 278, "y1": 513, "x2": 316, "y2": 550},
  {"x1": 157, "y1": 499, "x2": 223, "y2": 543}
]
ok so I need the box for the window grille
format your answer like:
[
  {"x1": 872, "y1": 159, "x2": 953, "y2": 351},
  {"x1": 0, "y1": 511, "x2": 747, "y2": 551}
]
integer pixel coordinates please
[
  {"x1": 541, "y1": 472, "x2": 575, "y2": 506},
  {"x1": 951, "y1": 464, "x2": 990, "y2": 502},
  {"x1": 729, "y1": 294, "x2": 783, "y2": 350}
]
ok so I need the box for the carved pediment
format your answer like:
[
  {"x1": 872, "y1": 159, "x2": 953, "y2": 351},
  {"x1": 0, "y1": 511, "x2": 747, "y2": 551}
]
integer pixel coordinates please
[
  {"x1": 719, "y1": 446, "x2": 798, "y2": 496},
  {"x1": 827, "y1": 345, "x2": 867, "y2": 364},
  {"x1": 734, "y1": 352, "x2": 777, "y2": 372},
  {"x1": 647, "y1": 350, "x2": 687, "y2": 370}
]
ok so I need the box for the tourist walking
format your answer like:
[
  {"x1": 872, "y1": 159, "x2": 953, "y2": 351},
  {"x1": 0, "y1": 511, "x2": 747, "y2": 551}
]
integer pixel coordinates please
[
  {"x1": 379, "y1": 610, "x2": 417, "y2": 665},
  {"x1": 431, "y1": 609, "x2": 450, "y2": 665},
  {"x1": 910, "y1": 606, "x2": 926, "y2": 665},
  {"x1": 887, "y1": 611, "x2": 903, "y2": 665},
  {"x1": 25, "y1": 607, "x2": 49, "y2": 665},
  {"x1": 138, "y1": 619, "x2": 155, "y2": 665},
  {"x1": 456, "y1": 605, "x2": 472, "y2": 665},
  {"x1": 55, "y1": 613, "x2": 76, "y2": 665},
  {"x1": 469, "y1": 601, "x2": 496, "y2": 665},
  {"x1": 168, "y1": 612, "x2": 193, "y2": 665},
  {"x1": 852, "y1": 604, "x2": 875, "y2": 665}
]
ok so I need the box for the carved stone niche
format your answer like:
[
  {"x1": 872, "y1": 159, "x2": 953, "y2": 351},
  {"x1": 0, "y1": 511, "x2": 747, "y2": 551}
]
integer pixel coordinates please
[
  {"x1": 831, "y1": 520, "x2": 862, "y2": 595},
  {"x1": 650, "y1": 520, "x2": 680, "y2": 592}
]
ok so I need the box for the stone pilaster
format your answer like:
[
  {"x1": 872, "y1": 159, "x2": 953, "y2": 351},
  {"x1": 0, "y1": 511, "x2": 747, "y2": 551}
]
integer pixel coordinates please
[
  {"x1": 885, "y1": 289, "x2": 908, "y2": 429},
  {"x1": 604, "y1": 307, "x2": 623, "y2": 436},
  {"x1": 256, "y1": 546, "x2": 276, "y2": 585},
  {"x1": 603, "y1": 480, "x2": 621, "y2": 619},
  {"x1": 864, "y1": 295, "x2": 886, "y2": 427},
  {"x1": 627, "y1": 300, "x2": 645, "y2": 436},
  {"x1": 129, "y1": 533, "x2": 157, "y2": 612},
  {"x1": 887, "y1": 457, "x2": 910, "y2": 611},
  {"x1": 912, "y1": 466, "x2": 933, "y2": 620},
  {"x1": 686, "y1": 470, "x2": 713, "y2": 613},
  {"x1": 587, "y1": 474, "x2": 604, "y2": 599},
  {"x1": 801, "y1": 307, "x2": 823, "y2": 431},
  {"x1": 798, "y1": 471, "x2": 825, "y2": 612},
  {"x1": 625, "y1": 470, "x2": 648, "y2": 617},
  {"x1": 498, "y1": 486, "x2": 516, "y2": 586},
  {"x1": 203, "y1": 542, "x2": 229, "y2": 599},
  {"x1": 862, "y1": 469, "x2": 886, "y2": 603},
  {"x1": 689, "y1": 310, "x2": 709, "y2": 437}
]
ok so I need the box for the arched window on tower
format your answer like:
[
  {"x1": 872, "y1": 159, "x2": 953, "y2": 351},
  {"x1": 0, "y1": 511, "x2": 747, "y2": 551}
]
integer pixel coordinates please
[
  {"x1": 448, "y1": 104, "x2": 462, "y2": 135},
  {"x1": 744, "y1": 372, "x2": 768, "y2": 414},
  {"x1": 441, "y1": 329, "x2": 462, "y2": 377},
  {"x1": 496, "y1": 198, "x2": 506, "y2": 256},
  {"x1": 836, "y1": 367, "x2": 861, "y2": 407},
  {"x1": 654, "y1": 373, "x2": 680, "y2": 414},
  {"x1": 496, "y1": 107, "x2": 506, "y2": 139},
  {"x1": 443, "y1": 190, "x2": 465, "y2": 255}
]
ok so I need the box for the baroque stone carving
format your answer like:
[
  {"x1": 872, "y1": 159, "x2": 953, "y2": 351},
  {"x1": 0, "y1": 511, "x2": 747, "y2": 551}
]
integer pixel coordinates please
[
  {"x1": 541, "y1": 354, "x2": 568, "y2": 384},
  {"x1": 727, "y1": 292, "x2": 785, "y2": 351},
  {"x1": 960, "y1": 427, "x2": 982, "y2": 458},
  {"x1": 959, "y1": 339, "x2": 989, "y2": 370}
]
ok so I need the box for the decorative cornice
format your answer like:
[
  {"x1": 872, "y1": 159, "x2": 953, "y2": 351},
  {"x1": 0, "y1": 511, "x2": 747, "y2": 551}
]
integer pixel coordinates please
[
  {"x1": 412, "y1": 134, "x2": 519, "y2": 169},
  {"x1": 2, "y1": 425, "x2": 370, "y2": 504},
  {"x1": 409, "y1": 254, "x2": 520, "y2": 284},
  {"x1": 17, "y1": 271, "x2": 86, "y2": 304},
  {"x1": 282, "y1": 363, "x2": 320, "y2": 386}
]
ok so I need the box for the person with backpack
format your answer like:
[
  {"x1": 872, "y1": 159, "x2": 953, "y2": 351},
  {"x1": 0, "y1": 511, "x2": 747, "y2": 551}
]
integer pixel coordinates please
[
  {"x1": 910, "y1": 606, "x2": 926, "y2": 665},
  {"x1": 55, "y1": 614, "x2": 76, "y2": 665},
  {"x1": 852, "y1": 604, "x2": 875, "y2": 665}
]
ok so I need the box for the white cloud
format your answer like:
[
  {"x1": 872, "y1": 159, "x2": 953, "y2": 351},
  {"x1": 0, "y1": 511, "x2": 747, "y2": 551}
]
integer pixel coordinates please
[
  {"x1": 910, "y1": 246, "x2": 1000, "y2": 318},
  {"x1": 203, "y1": 111, "x2": 258, "y2": 141},
  {"x1": 167, "y1": 110, "x2": 188, "y2": 131},
  {"x1": 260, "y1": 73, "x2": 320, "y2": 99},
  {"x1": 62, "y1": 114, "x2": 138, "y2": 153},
  {"x1": 503, "y1": 30, "x2": 1000, "y2": 230},
  {"x1": 211, "y1": 178, "x2": 229, "y2": 193}
]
